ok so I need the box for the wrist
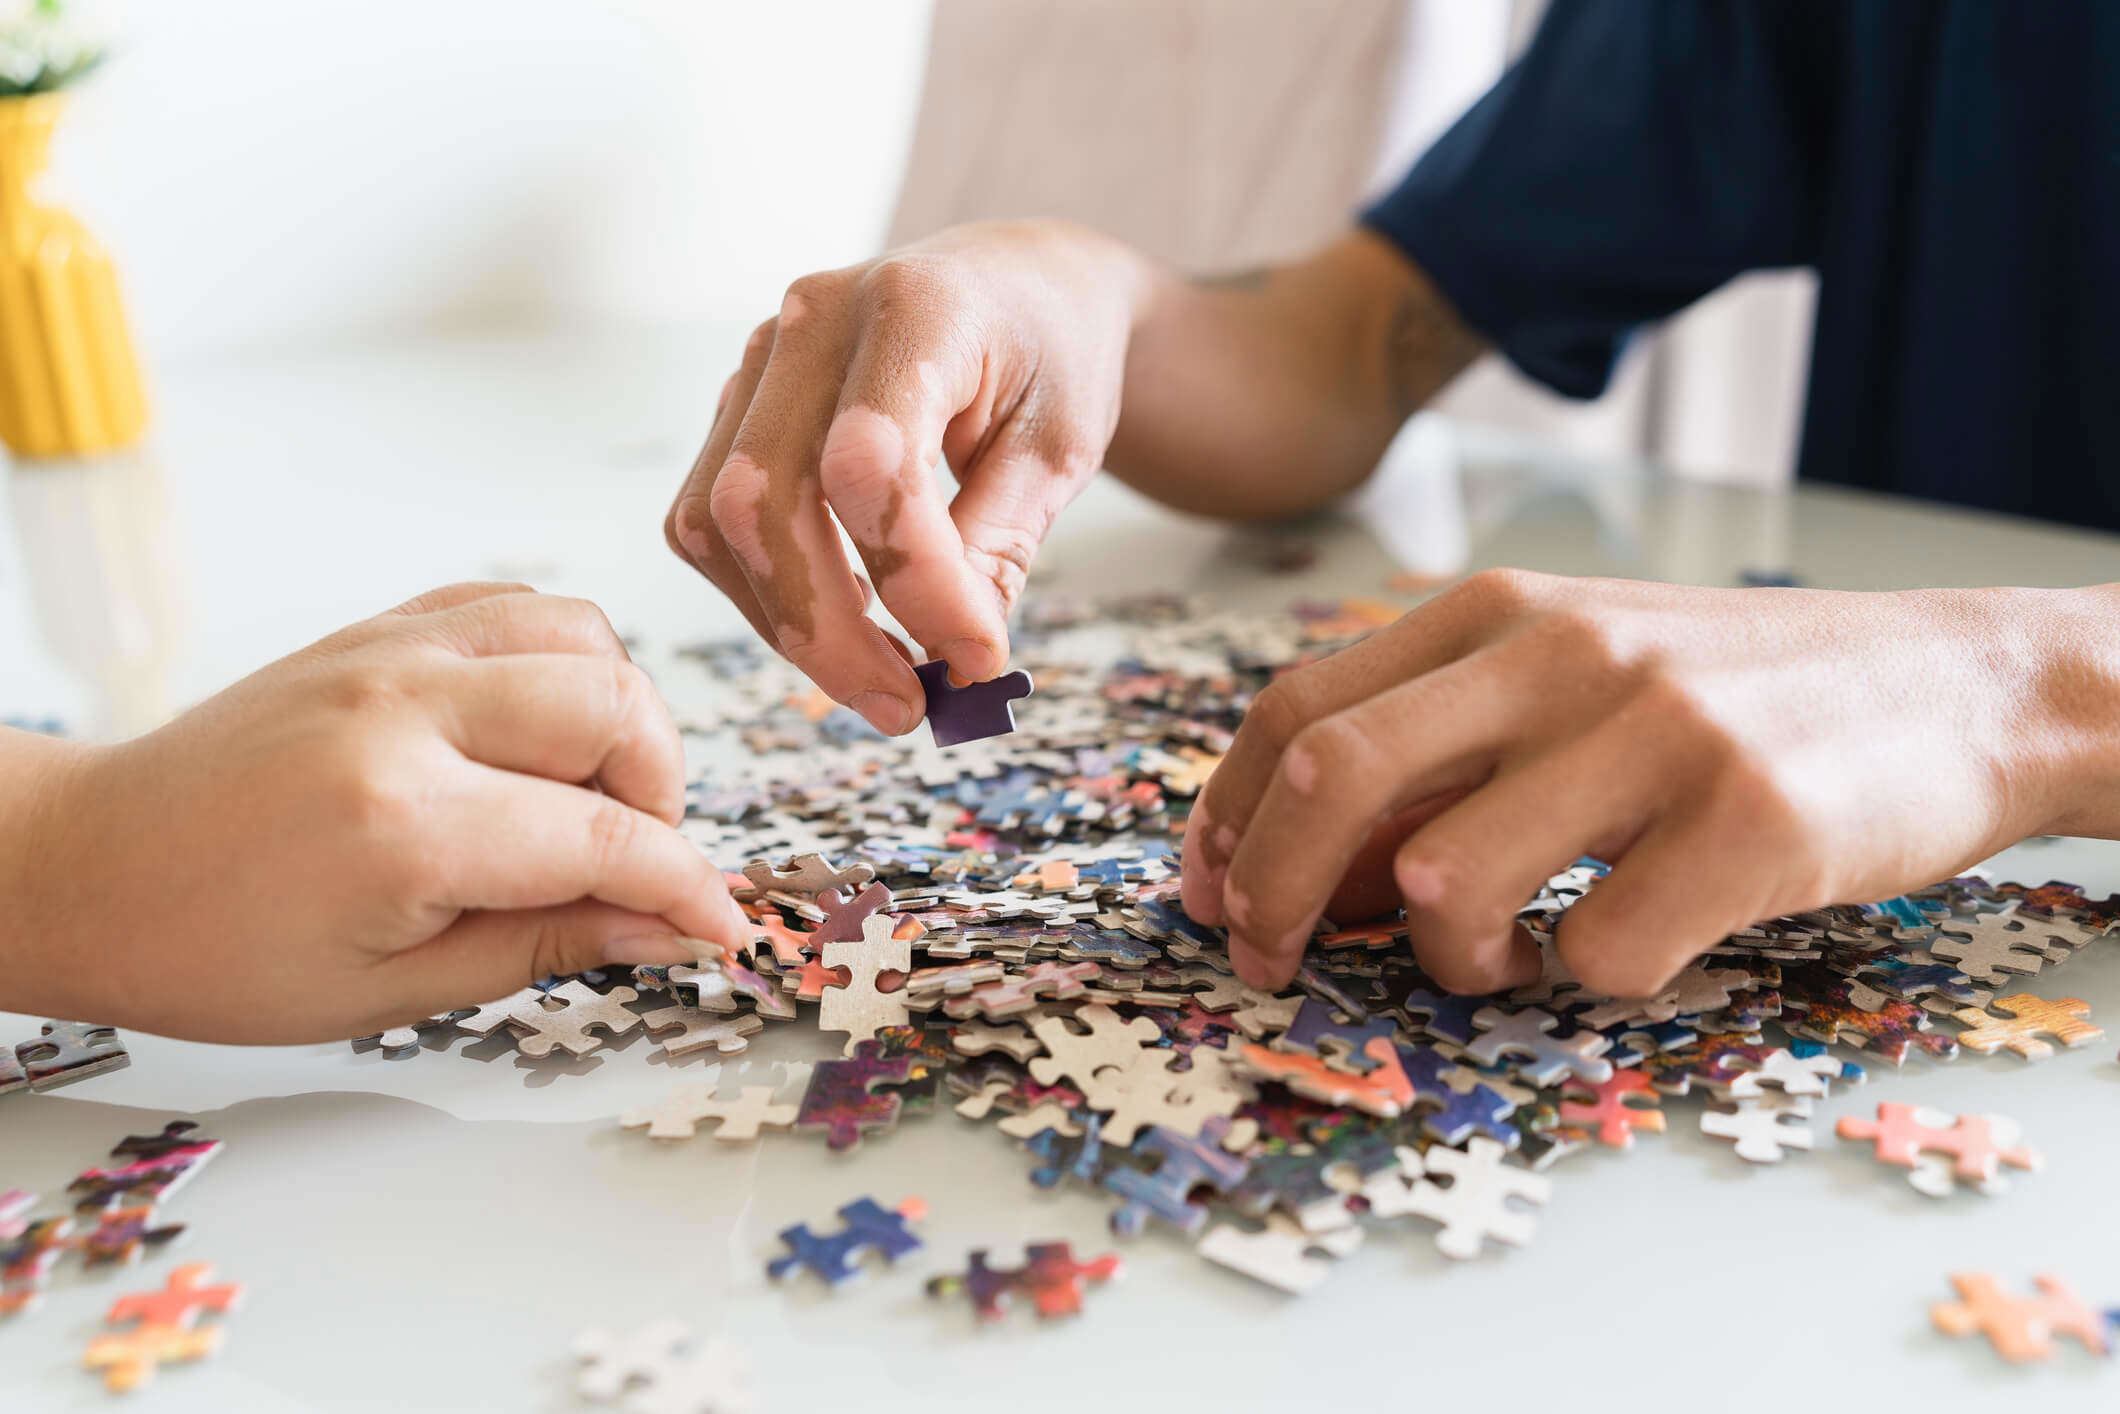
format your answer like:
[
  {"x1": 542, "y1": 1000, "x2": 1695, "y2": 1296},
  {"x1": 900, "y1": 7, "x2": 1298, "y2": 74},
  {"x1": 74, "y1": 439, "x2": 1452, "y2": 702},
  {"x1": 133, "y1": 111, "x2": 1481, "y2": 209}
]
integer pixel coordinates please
[
  {"x1": 0, "y1": 731, "x2": 109, "y2": 1020},
  {"x1": 2004, "y1": 583, "x2": 2120, "y2": 838}
]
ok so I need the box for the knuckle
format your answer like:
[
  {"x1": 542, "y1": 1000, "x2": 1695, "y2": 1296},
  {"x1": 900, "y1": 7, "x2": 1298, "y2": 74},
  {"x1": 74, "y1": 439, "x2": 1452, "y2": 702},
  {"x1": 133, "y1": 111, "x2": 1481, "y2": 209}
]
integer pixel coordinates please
[
  {"x1": 743, "y1": 317, "x2": 779, "y2": 364},
  {"x1": 960, "y1": 520, "x2": 1043, "y2": 611},
  {"x1": 1284, "y1": 716, "x2": 1373, "y2": 795},
  {"x1": 859, "y1": 256, "x2": 949, "y2": 319},
  {"x1": 1453, "y1": 567, "x2": 1547, "y2": 619},
  {"x1": 780, "y1": 273, "x2": 844, "y2": 328},
  {"x1": 1246, "y1": 677, "x2": 1322, "y2": 754},
  {"x1": 707, "y1": 458, "x2": 771, "y2": 559},
  {"x1": 818, "y1": 418, "x2": 907, "y2": 515},
  {"x1": 585, "y1": 795, "x2": 641, "y2": 873}
]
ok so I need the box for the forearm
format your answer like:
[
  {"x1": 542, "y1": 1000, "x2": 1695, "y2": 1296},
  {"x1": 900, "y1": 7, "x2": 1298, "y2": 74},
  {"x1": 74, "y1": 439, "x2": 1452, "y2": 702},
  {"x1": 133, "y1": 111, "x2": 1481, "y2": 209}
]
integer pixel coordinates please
[
  {"x1": 2017, "y1": 582, "x2": 2120, "y2": 839},
  {"x1": 0, "y1": 728, "x2": 100, "y2": 1020},
  {"x1": 1106, "y1": 227, "x2": 1484, "y2": 520}
]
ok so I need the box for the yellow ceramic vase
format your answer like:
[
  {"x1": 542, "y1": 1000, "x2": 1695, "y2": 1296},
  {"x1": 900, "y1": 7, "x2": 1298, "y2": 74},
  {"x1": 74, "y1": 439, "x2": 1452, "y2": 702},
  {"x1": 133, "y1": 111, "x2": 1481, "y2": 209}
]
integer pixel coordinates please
[{"x1": 0, "y1": 92, "x2": 147, "y2": 458}]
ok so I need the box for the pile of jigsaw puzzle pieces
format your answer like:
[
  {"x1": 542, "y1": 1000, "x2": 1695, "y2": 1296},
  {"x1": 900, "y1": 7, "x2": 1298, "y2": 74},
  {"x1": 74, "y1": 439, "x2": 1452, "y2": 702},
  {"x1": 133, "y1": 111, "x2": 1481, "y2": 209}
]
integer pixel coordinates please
[
  {"x1": 358, "y1": 592, "x2": 2120, "y2": 1382},
  {"x1": 3, "y1": 1119, "x2": 242, "y2": 1392}
]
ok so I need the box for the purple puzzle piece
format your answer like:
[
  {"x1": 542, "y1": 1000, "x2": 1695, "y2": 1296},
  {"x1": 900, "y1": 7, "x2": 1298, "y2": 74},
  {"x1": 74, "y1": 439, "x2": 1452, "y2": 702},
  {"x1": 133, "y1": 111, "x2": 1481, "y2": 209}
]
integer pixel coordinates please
[
  {"x1": 916, "y1": 662, "x2": 1034, "y2": 748},
  {"x1": 812, "y1": 882, "x2": 893, "y2": 947},
  {"x1": 795, "y1": 1040, "x2": 915, "y2": 1151}
]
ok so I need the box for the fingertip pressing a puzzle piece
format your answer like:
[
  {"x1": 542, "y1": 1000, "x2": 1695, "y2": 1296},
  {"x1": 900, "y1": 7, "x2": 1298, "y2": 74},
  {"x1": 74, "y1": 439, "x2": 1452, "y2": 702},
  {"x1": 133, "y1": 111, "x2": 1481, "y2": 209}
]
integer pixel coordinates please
[{"x1": 915, "y1": 662, "x2": 1033, "y2": 748}]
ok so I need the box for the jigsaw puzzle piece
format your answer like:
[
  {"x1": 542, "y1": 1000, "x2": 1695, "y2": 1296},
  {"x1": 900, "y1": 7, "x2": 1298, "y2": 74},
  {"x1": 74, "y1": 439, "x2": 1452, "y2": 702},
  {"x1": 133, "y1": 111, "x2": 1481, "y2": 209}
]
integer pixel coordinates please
[
  {"x1": 17, "y1": 1021, "x2": 129, "y2": 1091},
  {"x1": 925, "y1": 1242, "x2": 1120, "y2": 1321},
  {"x1": 1197, "y1": 1213, "x2": 1363, "y2": 1294},
  {"x1": 1931, "y1": 1272, "x2": 2109, "y2": 1362},
  {"x1": 1102, "y1": 1120, "x2": 1250, "y2": 1237},
  {"x1": 916, "y1": 662, "x2": 1035, "y2": 747},
  {"x1": 766, "y1": 1197, "x2": 926, "y2": 1285}
]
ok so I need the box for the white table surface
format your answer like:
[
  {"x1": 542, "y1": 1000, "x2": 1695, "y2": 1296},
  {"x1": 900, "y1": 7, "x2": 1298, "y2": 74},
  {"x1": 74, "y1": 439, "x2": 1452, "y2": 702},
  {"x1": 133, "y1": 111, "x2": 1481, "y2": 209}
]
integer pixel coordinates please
[{"x1": 5, "y1": 325, "x2": 2120, "y2": 1412}]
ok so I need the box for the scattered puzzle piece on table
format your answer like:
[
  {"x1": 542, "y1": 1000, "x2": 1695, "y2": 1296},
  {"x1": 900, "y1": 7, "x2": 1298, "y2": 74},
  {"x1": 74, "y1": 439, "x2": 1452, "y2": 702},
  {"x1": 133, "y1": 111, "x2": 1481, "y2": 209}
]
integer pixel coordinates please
[
  {"x1": 2, "y1": 1214, "x2": 72, "y2": 1285},
  {"x1": 926, "y1": 1242, "x2": 1121, "y2": 1321},
  {"x1": 794, "y1": 1041, "x2": 914, "y2": 1151},
  {"x1": 84, "y1": 1262, "x2": 241, "y2": 1392},
  {"x1": 1397, "y1": 1137, "x2": 1552, "y2": 1260},
  {"x1": 575, "y1": 1321, "x2": 755, "y2": 1413},
  {"x1": 72, "y1": 1206, "x2": 185, "y2": 1266},
  {"x1": 1834, "y1": 1102, "x2": 2042, "y2": 1196},
  {"x1": 83, "y1": 1321, "x2": 222, "y2": 1392},
  {"x1": 766, "y1": 1196, "x2": 927, "y2": 1285},
  {"x1": 916, "y1": 662, "x2": 1035, "y2": 747},
  {"x1": 17, "y1": 1020, "x2": 129, "y2": 1091},
  {"x1": 1197, "y1": 1213, "x2": 1363, "y2": 1294},
  {"x1": 1724, "y1": 1047, "x2": 1853, "y2": 1099},
  {"x1": 640, "y1": 1006, "x2": 764, "y2": 1059},
  {"x1": 949, "y1": 1021, "x2": 1043, "y2": 1064},
  {"x1": 1700, "y1": 1092, "x2": 1815, "y2": 1163},
  {"x1": 1949, "y1": 994, "x2": 2100, "y2": 1060},
  {"x1": 1556, "y1": 1070, "x2": 1665, "y2": 1148},
  {"x1": 457, "y1": 981, "x2": 644, "y2": 1058},
  {"x1": 621, "y1": 1082, "x2": 799, "y2": 1142},
  {"x1": 1931, "y1": 1272, "x2": 2109, "y2": 1362}
]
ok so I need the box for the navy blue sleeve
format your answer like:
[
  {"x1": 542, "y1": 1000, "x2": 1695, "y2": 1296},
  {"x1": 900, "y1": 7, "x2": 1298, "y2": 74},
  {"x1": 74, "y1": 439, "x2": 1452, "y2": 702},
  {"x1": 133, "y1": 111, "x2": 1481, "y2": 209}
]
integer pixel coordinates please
[{"x1": 1364, "y1": 0, "x2": 1828, "y2": 399}]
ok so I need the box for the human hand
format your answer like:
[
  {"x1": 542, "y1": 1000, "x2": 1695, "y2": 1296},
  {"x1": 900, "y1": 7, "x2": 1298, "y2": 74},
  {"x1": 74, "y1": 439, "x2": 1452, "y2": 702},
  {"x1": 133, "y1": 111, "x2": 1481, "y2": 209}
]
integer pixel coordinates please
[
  {"x1": 664, "y1": 220, "x2": 1149, "y2": 734},
  {"x1": 1181, "y1": 571, "x2": 2110, "y2": 994},
  {"x1": 10, "y1": 583, "x2": 748, "y2": 1044}
]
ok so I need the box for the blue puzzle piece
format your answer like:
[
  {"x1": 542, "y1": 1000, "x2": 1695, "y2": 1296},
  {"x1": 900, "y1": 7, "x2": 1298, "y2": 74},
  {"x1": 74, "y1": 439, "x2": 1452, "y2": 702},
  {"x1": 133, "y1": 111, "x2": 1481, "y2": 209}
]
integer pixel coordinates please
[
  {"x1": 1103, "y1": 1121, "x2": 1250, "y2": 1237},
  {"x1": 1397, "y1": 987, "x2": 1484, "y2": 1045},
  {"x1": 1025, "y1": 1113, "x2": 1107, "y2": 1190},
  {"x1": 1131, "y1": 901, "x2": 1224, "y2": 954},
  {"x1": 917, "y1": 662, "x2": 1034, "y2": 747},
  {"x1": 1281, "y1": 997, "x2": 1397, "y2": 1063},
  {"x1": 766, "y1": 1197, "x2": 924, "y2": 1285},
  {"x1": 1077, "y1": 859, "x2": 1148, "y2": 889},
  {"x1": 1420, "y1": 1082, "x2": 1520, "y2": 1148}
]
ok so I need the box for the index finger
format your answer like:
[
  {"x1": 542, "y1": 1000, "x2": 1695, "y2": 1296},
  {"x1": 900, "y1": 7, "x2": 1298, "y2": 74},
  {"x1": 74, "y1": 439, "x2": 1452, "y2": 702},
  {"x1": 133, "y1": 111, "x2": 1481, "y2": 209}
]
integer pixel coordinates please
[{"x1": 821, "y1": 282, "x2": 1011, "y2": 684}]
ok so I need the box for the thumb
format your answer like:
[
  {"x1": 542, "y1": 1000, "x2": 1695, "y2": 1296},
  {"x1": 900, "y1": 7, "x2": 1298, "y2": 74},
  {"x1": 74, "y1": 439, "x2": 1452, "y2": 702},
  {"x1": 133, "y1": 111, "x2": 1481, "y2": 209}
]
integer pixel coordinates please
[{"x1": 379, "y1": 900, "x2": 709, "y2": 1020}]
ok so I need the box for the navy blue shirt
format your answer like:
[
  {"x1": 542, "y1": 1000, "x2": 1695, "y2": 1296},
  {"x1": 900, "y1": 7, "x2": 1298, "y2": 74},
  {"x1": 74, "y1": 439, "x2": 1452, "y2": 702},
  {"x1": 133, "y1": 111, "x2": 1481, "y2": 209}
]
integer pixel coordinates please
[{"x1": 1363, "y1": 1, "x2": 2119, "y2": 530}]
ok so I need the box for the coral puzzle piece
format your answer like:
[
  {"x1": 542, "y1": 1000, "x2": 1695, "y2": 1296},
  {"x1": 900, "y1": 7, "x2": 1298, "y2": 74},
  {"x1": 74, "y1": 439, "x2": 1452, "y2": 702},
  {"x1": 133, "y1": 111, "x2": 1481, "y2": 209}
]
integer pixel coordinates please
[
  {"x1": 916, "y1": 662, "x2": 1034, "y2": 748},
  {"x1": 84, "y1": 1262, "x2": 242, "y2": 1392},
  {"x1": 1556, "y1": 1069, "x2": 1666, "y2": 1148},
  {"x1": 766, "y1": 1196, "x2": 926, "y2": 1285},
  {"x1": 1932, "y1": 1272, "x2": 2109, "y2": 1362},
  {"x1": 926, "y1": 1242, "x2": 1122, "y2": 1321},
  {"x1": 1240, "y1": 1037, "x2": 1415, "y2": 1118},
  {"x1": 1834, "y1": 1101, "x2": 2042, "y2": 1193}
]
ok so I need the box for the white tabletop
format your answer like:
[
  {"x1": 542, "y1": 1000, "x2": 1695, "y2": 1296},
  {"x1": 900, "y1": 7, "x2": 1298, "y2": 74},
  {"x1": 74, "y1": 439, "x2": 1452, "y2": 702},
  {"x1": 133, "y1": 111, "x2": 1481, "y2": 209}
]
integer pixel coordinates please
[{"x1": 5, "y1": 325, "x2": 2120, "y2": 1412}]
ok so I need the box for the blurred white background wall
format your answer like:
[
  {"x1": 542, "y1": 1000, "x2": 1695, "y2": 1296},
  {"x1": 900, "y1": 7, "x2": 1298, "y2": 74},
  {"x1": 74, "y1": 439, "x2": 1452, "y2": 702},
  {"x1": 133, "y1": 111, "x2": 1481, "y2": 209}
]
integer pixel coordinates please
[
  {"x1": 34, "y1": 0, "x2": 1808, "y2": 485},
  {"x1": 48, "y1": 0, "x2": 934, "y2": 361}
]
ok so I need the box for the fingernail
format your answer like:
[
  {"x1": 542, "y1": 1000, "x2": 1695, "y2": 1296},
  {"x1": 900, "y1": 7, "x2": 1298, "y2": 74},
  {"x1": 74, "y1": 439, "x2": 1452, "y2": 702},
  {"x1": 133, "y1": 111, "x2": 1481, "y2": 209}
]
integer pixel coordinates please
[
  {"x1": 601, "y1": 934, "x2": 700, "y2": 967},
  {"x1": 850, "y1": 691, "x2": 911, "y2": 735},
  {"x1": 936, "y1": 637, "x2": 996, "y2": 684}
]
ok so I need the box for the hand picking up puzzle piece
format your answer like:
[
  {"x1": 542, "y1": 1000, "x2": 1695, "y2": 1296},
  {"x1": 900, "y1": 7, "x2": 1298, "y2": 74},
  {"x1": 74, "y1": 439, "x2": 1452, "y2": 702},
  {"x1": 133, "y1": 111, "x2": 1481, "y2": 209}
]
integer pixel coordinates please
[{"x1": 915, "y1": 662, "x2": 1033, "y2": 747}]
